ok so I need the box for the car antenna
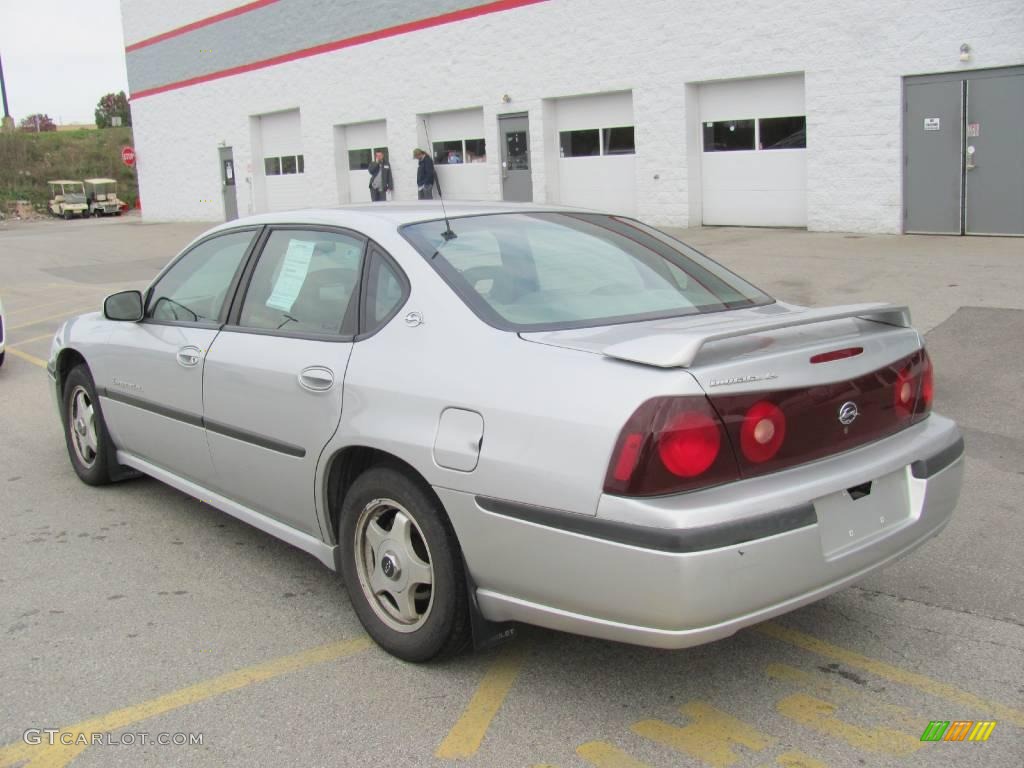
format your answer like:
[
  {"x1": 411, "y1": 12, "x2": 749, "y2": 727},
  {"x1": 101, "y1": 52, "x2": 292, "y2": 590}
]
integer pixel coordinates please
[{"x1": 421, "y1": 118, "x2": 456, "y2": 242}]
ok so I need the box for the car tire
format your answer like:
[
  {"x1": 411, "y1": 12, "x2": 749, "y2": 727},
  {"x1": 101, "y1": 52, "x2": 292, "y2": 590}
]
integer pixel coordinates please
[
  {"x1": 0, "y1": 351, "x2": 5, "y2": 367},
  {"x1": 339, "y1": 466, "x2": 470, "y2": 662},
  {"x1": 62, "y1": 365, "x2": 114, "y2": 486}
]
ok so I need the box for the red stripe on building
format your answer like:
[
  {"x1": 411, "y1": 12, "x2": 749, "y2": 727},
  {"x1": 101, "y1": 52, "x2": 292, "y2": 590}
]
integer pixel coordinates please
[
  {"x1": 125, "y1": 0, "x2": 282, "y2": 52},
  {"x1": 130, "y1": 0, "x2": 549, "y2": 99}
]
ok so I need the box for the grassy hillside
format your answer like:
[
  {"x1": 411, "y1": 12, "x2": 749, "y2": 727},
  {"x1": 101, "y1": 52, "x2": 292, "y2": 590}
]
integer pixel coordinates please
[{"x1": 0, "y1": 127, "x2": 138, "y2": 213}]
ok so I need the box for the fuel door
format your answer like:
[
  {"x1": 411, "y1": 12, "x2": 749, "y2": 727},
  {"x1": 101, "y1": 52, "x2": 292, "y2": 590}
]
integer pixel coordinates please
[{"x1": 433, "y1": 408, "x2": 484, "y2": 472}]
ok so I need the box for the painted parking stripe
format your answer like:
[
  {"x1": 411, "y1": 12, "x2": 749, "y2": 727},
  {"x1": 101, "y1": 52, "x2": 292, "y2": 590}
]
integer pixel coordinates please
[
  {"x1": 7, "y1": 306, "x2": 97, "y2": 332},
  {"x1": 577, "y1": 741, "x2": 652, "y2": 767},
  {"x1": 766, "y1": 663, "x2": 920, "y2": 731},
  {"x1": 10, "y1": 332, "x2": 57, "y2": 347},
  {"x1": 631, "y1": 701, "x2": 775, "y2": 767},
  {"x1": 5, "y1": 347, "x2": 48, "y2": 369},
  {"x1": 776, "y1": 693, "x2": 921, "y2": 756},
  {"x1": 435, "y1": 642, "x2": 528, "y2": 759},
  {"x1": 0, "y1": 636, "x2": 371, "y2": 768},
  {"x1": 756, "y1": 622, "x2": 1024, "y2": 728}
]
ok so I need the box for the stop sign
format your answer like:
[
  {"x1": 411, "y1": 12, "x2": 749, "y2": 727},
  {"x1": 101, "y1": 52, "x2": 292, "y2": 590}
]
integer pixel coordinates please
[{"x1": 122, "y1": 146, "x2": 136, "y2": 167}]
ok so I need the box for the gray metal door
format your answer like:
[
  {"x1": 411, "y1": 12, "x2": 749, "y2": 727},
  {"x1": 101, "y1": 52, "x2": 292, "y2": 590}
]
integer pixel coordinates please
[
  {"x1": 219, "y1": 146, "x2": 239, "y2": 221},
  {"x1": 499, "y1": 114, "x2": 532, "y2": 202},
  {"x1": 904, "y1": 80, "x2": 963, "y2": 234},
  {"x1": 965, "y1": 73, "x2": 1024, "y2": 235}
]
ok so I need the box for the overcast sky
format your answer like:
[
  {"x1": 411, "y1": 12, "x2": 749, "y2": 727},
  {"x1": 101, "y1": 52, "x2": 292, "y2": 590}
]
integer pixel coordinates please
[{"x1": 0, "y1": 0, "x2": 129, "y2": 125}]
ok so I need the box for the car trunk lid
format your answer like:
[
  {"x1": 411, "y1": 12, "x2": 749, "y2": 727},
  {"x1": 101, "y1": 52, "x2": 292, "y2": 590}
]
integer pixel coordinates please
[{"x1": 522, "y1": 302, "x2": 931, "y2": 482}]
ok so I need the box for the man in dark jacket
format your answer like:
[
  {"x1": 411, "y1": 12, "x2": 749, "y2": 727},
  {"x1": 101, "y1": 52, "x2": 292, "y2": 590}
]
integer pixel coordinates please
[
  {"x1": 367, "y1": 151, "x2": 392, "y2": 202},
  {"x1": 413, "y1": 148, "x2": 435, "y2": 199}
]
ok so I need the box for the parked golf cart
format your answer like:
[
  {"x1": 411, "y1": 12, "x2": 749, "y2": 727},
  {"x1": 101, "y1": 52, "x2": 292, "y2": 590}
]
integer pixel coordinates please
[
  {"x1": 84, "y1": 178, "x2": 124, "y2": 217},
  {"x1": 48, "y1": 180, "x2": 89, "y2": 219}
]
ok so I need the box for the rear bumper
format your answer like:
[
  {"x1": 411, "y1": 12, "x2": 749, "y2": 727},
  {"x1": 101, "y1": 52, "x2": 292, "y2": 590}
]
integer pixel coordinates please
[{"x1": 438, "y1": 414, "x2": 963, "y2": 649}]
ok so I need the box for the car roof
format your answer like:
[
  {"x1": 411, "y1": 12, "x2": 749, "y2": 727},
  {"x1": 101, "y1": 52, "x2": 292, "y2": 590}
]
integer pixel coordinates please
[
  {"x1": 207, "y1": 201, "x2": 603, "y2": 235},
  {"x1": 48, "y1": 180, "x2": 84, "y2": 185},
  {"x1": 84, "y1": 178, "x2": 117, "y2": 184}
]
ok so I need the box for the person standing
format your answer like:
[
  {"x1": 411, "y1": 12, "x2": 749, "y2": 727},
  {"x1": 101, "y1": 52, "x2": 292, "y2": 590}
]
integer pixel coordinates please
[
  {"x1": 367, "y1": 151, "x2": 392, "y2": 202},
  {"x1": 413, "y1": 148, "x2": 435, "y2": 200}
]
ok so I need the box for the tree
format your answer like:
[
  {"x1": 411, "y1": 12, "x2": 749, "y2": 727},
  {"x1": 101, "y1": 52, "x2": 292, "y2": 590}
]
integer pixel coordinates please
[
  {"x1": 95, "y1": 91, "x2": 132, "y2": 128},
  {"x1": 19, "y1": 113, "x2": 56, "y2": 132}
]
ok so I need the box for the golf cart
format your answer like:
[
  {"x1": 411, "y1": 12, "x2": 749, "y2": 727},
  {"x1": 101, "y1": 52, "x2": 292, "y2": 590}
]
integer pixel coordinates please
[
  {"x1": 48, "y1": 180, "x2": 89, "y2": 219},
  {"x1": 84, "y1": 178, "x2": 124, "y2": 217}
]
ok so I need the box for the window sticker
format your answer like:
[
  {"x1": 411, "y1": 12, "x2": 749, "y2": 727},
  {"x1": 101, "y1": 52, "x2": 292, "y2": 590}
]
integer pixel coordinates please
[{"x1": 266, "y1": 239, "x2": 315, "y2": 312}]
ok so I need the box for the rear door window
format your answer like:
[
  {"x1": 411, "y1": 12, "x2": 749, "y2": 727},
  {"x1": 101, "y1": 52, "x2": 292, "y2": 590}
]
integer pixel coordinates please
[{"x1": 237, "y1": 229, "x2": 365, "y2": 336}]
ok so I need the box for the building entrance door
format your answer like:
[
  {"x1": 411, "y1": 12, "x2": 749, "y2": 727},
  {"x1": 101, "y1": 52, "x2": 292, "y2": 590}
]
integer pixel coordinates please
[
  {"x1": 904, "y1": 67, "x2": 1023, "y2": 236},
  {"x1": 499, "y1": 114, "x2": 532, "y2": 202},
  {"x1": 219, "y1": 146, "x2": 239, "y2": 221}
]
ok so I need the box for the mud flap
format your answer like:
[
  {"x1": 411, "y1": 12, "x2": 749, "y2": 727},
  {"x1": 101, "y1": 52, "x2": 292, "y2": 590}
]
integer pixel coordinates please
[{"x1": 465, "y1": 570, "x2": 517, "y2": 651}]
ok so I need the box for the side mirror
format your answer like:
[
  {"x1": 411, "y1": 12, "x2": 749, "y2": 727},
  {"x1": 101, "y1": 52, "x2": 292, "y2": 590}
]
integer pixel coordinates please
[{"x1": 103, "y1": 290, "x2": 144, "y2": 322}]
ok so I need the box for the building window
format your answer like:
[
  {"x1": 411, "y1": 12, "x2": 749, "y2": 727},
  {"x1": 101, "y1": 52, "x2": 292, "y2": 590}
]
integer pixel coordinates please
[
  {"x1": 464, "y1": 139, "x2": 486, "y2": 163},
  {"x1": 432, "y1": 139, "x2": 484, "y2": 165},
  {"x1": 560, "y1": 129, "x2": 600, "y2": 157},
  {"x1": 264, "y1": 155, "x2": 305, "y2": 175},
  {"x1": 602, "y1": 126, "x2": 636, "y2": 155},
  {"x1": 348, "y1": 147, "x2": 388, "y2": 171},
  {"x1": 702, "y1": 120, "x2": 755, "y2": 152},
  {"x1": 759, "y1": 116, "x2": 806, "y2": 149}
]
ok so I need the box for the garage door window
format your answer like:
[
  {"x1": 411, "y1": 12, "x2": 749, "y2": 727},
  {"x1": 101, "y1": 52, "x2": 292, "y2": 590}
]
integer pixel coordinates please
[
  {"x1": 703, "y1": 120, "x2": 755, "y2": 152},
  {"x1": 559, "y1": 129, "x2": 600, "y2": 157},
  {"x1": 433, "y1": 139, "x2": 486, "y2": 165},
  {"x1": 265, "y1": 155, "x2": 305, "y2": 175},
  {"x1": 348, "y1": 147, "x2": 389, "y2": 170},
  {"x1": 601, "y1": 126, "x2": 636, "y2": 155},
  {"x1": 759, "y1": 116, "x2": 806, "y2": 149}
]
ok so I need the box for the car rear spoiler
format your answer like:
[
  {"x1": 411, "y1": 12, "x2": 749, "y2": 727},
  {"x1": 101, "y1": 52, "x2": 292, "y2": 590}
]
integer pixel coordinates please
[{"x1": 602, "y1": 303, "x2": 912, "y2": 369}]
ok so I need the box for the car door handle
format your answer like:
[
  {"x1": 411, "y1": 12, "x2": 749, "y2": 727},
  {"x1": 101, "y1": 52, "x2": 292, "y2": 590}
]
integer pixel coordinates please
[
  {"x1": 176, "y1": 345, "x2": 203, "y2": 368},
  {"x1": 298, "y1": 366, "x2": 334, "y2": 392}
]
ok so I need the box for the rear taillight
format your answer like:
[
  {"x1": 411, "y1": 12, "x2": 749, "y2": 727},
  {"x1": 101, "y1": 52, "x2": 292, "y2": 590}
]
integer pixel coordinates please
[
  {"x1": 739, "y1": 401, "x2": 786, "y2": 463},
  {"x1": 603, "y1": 396, "x2": 739, "y2": 496},
  {"x1": 913, "y1": 348, "x2": 934, "y2": 421}
]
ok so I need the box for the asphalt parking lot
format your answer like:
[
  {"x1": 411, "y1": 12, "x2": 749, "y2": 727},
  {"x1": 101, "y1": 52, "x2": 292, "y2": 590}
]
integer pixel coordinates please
[{"x1": 1, "y1": 214, "x2": 1022, "y2": 768}]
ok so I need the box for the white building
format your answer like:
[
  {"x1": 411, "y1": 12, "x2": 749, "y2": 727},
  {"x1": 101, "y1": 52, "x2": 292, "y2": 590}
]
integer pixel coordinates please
[{"x1": 121, "y1": 0, "x2": 1024, "y2": 235}]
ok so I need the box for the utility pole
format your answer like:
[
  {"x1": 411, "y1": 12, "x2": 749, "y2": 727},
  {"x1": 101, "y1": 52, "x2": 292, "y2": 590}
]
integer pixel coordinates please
[{"x1": 0, "y1": 52, "x2": 14, "y2": 131}]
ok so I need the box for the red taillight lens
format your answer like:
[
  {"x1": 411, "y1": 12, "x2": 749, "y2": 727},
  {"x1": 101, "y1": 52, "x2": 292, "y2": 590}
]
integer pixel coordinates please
[
  {"x1": 913, "y1": 349, "x2": 934, "y2": 421},
  {"x1": 894, "y1": 365, "x2": 915, "y2": 416},
  {"x1": 739, "y1": 400, "x2": 786, "y2": 463},
  {"x1": 604, "y1": 396, "x2": 739, "y2": 496},
  {"x1": 658, "y1": 410, "x2": 721, "y2": 477}
]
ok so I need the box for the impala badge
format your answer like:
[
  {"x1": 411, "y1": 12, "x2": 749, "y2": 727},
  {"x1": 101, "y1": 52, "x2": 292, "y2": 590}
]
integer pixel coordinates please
[{"x1": 838, "y1": 401, "x2": 859, "y2": 425}]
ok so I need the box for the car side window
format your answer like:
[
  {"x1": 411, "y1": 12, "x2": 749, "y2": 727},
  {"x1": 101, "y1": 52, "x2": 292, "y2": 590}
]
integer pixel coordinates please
[
  {"x1": 362, "y1": 249, "x2": 408, "y2": 333},
  {"x1": 147, "y1": 230, "x2": 255, "y2": 323},
  {"x1": 238, "y1": 229, "x2": 365, "y2": 335}
]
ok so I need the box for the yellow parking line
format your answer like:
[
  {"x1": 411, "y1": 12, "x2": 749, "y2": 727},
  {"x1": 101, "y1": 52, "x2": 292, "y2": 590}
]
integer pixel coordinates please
[
  {"x1": 577, "y1": 741, "x2": 652, "y2": 767},
  {"x1": 756, "y1": 622, "x2": 1024, "y2": 728},
  {"x1": 0, "y1": 636, "x2": 371, "y2": 768},
  {"x1": 7, "y1": 306, "x2": 96, "y2": 332},
  {"x1": 5, "y1": 347, "x2": 48, "y2": 369},
  {"x1": 11, "y1": 332, "x2": 56, "y2": 347},
  {"x1": 435, "y1": 642, "x2": 528, "y2": 760}
]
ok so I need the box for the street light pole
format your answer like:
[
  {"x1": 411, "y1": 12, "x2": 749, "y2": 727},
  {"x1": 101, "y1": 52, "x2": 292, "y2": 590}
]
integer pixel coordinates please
[{"x1": 0, "y1": 52, "x2": 15, "y2": 131}]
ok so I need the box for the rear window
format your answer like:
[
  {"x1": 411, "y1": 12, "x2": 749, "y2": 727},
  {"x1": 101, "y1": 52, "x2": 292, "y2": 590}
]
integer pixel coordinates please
[{"x1": 401, "y1": 212, "x2": 772, "y2": 331}]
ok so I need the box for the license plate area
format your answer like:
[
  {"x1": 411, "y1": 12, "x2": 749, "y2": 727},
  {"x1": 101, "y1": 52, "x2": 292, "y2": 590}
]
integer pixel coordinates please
[{"x1": 816, "y1": 469, "x2": 911, "y2": 558}]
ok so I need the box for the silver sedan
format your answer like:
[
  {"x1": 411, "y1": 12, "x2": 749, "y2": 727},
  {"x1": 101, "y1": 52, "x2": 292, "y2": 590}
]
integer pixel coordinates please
[{"x1": 48, "y1": 203, "x2": 964, "y2": 661}]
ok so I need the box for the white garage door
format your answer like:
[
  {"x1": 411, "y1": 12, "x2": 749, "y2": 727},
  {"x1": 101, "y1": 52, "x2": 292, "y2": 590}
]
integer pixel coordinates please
[
  {"x1": 700, "y1": 75, "x2": 806, "y2": 227},
  {"x1": 335, "y1": 120, "x2": 389, "y2": 204},
  {"x1": 553, "y1": 91, "x2": 636, "y2": 215},
  {"x1": 258, "y1": 109, "x2": 306, "y2": 212},
  {"x1": 424, "y1": 108, "x2": 488, "y2": 200}
]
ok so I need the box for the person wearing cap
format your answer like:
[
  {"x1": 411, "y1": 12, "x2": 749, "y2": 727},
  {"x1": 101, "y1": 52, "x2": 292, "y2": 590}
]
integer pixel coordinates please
[
  {"x1": 413, "y1": 148, "x2": 435, "y2": 200},
  {"x1": 367, "y1": 151, "x2": 393, "y2": 202}
]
